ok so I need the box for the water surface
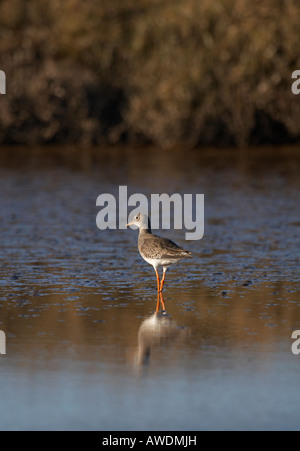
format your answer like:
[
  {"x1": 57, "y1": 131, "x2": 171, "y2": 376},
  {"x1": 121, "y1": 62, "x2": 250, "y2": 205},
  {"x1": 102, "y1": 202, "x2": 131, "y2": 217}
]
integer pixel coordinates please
[{"x1": 0, "y1": 146, "x2": 299, "y2": 430}]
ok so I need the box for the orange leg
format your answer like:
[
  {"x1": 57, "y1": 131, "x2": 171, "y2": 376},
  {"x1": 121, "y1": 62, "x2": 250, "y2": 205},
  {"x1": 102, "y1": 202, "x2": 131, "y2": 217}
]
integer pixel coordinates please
[
  {"x1": 159, "y1": 292, "x2": 166, "y2": 312},
  {"x1": 154, "y1": 268, "x2": 160, "y2": 293},
  {"x1": 155, "y1": 292, "x2": 166, "y2": 314},
  {"x1": 155, "y1": 292, "x2": 160, "y2": 314},
  {"x1": 159, "y1": 268, "x2": 167, "y2": 292}
]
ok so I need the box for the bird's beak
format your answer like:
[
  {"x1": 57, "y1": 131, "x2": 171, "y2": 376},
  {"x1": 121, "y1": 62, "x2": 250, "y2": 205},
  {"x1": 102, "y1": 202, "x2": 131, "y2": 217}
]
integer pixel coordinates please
[{"x1": 126, "y1": 221, "x2": 133, "y2": 227}]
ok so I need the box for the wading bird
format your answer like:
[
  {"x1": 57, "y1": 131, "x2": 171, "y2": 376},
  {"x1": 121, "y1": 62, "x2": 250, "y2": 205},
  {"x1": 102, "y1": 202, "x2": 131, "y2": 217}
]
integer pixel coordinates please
[{"x1": 127, "y1": 213, "x2": 192, "y2": 292}]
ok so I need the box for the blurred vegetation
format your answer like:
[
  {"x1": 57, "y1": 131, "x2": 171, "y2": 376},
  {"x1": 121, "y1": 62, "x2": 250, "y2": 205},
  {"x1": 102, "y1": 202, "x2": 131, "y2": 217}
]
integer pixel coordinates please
[{"x1": 0, "y1": 0, "x2": 299, "y2": 147}]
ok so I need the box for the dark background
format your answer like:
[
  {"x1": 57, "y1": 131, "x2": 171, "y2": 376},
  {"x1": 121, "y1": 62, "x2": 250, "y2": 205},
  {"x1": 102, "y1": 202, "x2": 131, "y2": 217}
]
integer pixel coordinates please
[{"x1": 0, "y1": 0, "x2": 300, "y2": 148}]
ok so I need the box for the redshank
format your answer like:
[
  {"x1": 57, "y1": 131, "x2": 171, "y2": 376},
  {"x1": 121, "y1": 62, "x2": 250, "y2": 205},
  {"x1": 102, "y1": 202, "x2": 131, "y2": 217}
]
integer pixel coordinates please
[{"x1": 127, "y1": 213, "x2": 192, "y2": 292}]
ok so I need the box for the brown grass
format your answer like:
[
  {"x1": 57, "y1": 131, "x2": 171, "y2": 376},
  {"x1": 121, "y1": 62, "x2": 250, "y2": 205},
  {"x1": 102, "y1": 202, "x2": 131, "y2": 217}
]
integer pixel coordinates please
[{"x1": 0, "y1": 0, "x2": 300, "y2": 147}]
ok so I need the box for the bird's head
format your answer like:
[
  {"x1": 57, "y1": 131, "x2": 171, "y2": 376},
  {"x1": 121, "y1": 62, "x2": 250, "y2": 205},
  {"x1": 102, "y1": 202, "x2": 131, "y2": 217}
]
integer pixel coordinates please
[{"x1": 126, "y1": 213, "x2": 150, "y2": 230}]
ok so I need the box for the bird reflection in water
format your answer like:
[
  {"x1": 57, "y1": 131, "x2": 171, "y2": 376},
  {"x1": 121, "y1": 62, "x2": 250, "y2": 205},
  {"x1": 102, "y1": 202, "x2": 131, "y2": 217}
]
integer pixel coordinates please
[{"x1": 133, "y1": 292, "x2": 189, "y2": 371}]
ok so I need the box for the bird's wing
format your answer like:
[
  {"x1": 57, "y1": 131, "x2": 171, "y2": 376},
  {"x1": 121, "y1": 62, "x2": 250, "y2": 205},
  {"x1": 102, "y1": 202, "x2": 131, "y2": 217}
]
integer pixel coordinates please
[{"x1": 140, "y1": 235, "x2": 191, "y2": 259}]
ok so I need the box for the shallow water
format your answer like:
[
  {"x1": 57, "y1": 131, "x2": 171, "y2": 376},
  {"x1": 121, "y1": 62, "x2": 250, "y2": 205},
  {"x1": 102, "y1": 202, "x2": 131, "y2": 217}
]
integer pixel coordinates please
[{"x1": 0, "y1": 146, "x2": 299, "y2": 430}]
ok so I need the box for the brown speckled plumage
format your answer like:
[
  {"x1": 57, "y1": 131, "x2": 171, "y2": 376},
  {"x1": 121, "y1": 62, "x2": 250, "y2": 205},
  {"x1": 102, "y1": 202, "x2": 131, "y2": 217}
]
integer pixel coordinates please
[{"x1": 138, "y1": 230, "x2": 192, "y2": 262}]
